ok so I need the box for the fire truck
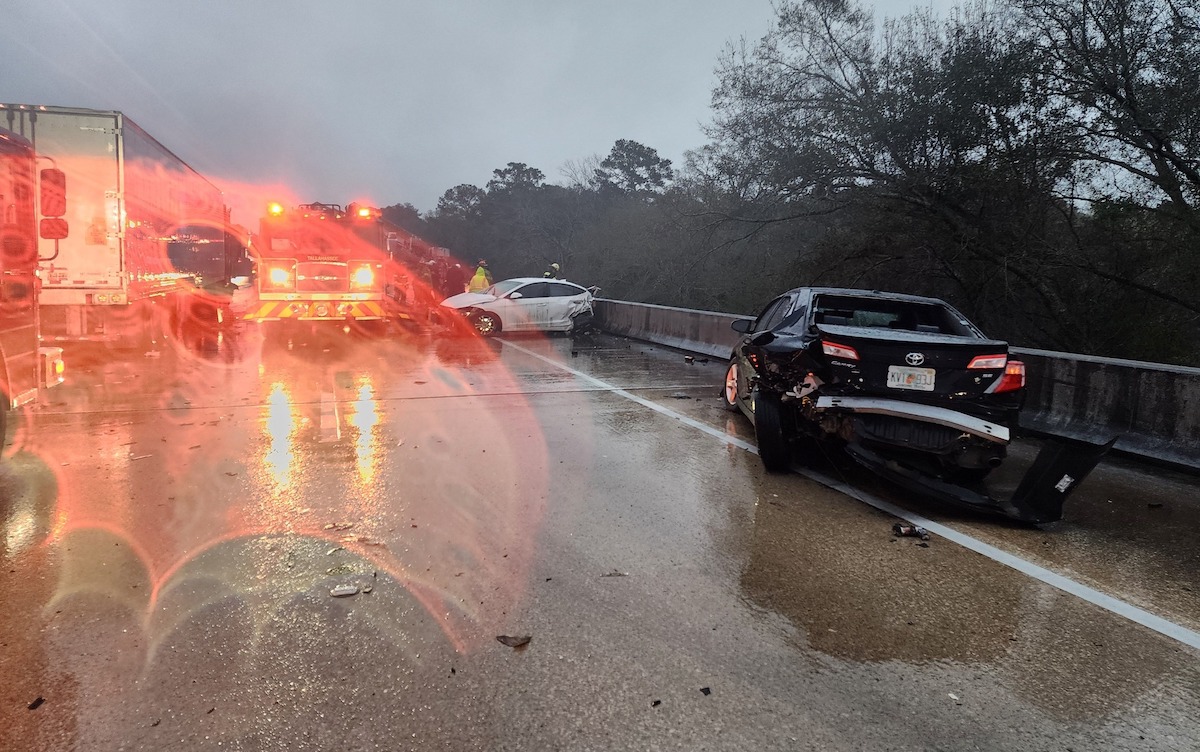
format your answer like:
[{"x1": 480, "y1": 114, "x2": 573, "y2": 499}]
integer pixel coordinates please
[
  {"x1": 245, "y1": 201, "x2": 394, "y2": 334},
  {"x1": 245, "y1": 200, "x2": 446, "y2": 333},
  {"x1": 0, "y1": 128, "x2": 66, "y2": 448}
]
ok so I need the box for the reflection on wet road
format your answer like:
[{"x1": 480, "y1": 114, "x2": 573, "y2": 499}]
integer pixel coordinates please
[{"x1": 1, "y1": 325, "x2": 1197, "y2": 751}]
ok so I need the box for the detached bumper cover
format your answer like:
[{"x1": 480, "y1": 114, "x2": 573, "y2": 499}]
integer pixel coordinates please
[
  {"x1": 845, "y1": 436, "x2": 1117, "y2": 523},
  {"x1": 814, "y1": 395, "x2": 1009, "y2": 443}
]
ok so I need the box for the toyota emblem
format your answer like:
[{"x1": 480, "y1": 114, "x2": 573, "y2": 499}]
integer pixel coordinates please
[{"x1": 905, "y1": 352, "x2": 925, "y2": 366}]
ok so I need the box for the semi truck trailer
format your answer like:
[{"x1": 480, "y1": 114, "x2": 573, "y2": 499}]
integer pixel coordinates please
[{"x1": 0, "y1": 104, "x2": 227, "y2": 348}]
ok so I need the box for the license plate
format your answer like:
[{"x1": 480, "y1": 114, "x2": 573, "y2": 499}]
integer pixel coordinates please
[{"x1": 887, "y1": 365, "x2": 936, "y2": 391}]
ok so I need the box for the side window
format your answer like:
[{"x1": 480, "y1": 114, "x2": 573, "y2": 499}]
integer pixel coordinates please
[
  {"x1": 547, "y1": 282, "x2": 582, "y2": 297},
  {"x1": 754, "y1": 297, "x2": 792, "y2": 332},
  {"x1": 515, "y1": 282, "x2": 549, "y2": 299}
]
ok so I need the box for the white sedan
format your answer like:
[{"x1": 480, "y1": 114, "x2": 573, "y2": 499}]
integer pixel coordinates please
[{"x1": 441, "y1": 277, "x2": 596, "y2": 336}]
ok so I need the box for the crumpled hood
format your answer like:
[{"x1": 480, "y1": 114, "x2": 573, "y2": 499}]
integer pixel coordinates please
[{"x1": 441, "y1": 292, "x2": 496, "y2": 309}]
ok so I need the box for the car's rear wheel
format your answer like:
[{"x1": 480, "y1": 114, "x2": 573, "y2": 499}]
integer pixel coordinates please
[
  {"x1": 473, "y1": 312, "x2": 502, "y2": 337},
  {"x1": 753, "y1": 389, "x2": 791, "y2": 472},
  {"x1": 721, "y1": 361, "x2": 740, "y2": 412}
]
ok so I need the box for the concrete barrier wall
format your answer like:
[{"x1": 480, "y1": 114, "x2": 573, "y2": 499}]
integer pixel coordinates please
[
  {"x1": 593, "y1": 299, "x2": 744, "y2": 359},
  {"x1": 1012, "y1": 348, "x2": 1200, "y2": 470},
  {"x1": 594, "y1": 299, "x2": 1200, "y2": 471}
]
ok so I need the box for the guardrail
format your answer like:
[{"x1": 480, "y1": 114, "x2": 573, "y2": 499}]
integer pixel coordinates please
[{"x1": 594, "y1": 299, "x2": 1200, "y2": 471}]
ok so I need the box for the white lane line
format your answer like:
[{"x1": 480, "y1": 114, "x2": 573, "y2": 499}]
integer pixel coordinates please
[
  {"x1": 319, "y1": 391, "x2": 341, "y2": 443},
  {"x1": 503, "y1": 339, "x2": 1200, "y2": 653}
]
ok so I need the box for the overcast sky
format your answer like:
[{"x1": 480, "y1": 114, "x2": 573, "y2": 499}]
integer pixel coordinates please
[{"x1": 4, "y1": 0, "x2": 947, "y2": 223}]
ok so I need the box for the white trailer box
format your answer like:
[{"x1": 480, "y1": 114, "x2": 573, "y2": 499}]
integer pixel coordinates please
[{"x1": 0, "y1": 104, "x2": 226, "y2": 345}]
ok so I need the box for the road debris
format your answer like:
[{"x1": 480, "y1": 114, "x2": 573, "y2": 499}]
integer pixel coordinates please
[
  {"x1": 326, "y1": 547, "x2": 344, "y2": 556},
  {"x1": 130, "y1": 454, "x2": 153, "y2": 461},
  {"x1": 669, "y1": 393, "x2": 692, "y2": 400},
  {"x1": 330, "y1": 585, "x2": 360, "y2": 598},
  {"x1": 1148, "y1": 502, "x2": 1165, "y2": 509},
  {"x1": 27, "y1": 697, "x2": 44, "y2": 710},
  {"x1": 496, "y1": 635, "x2": 532, "y2": 648},
  {"x1": 340, "y1": 535, "x2": 386, "y2": 547},
  {"x1": 684, "y1": 356, "x2": 695, "y2": 364},
  {"x1": 362, "y1": 585, "x2": 373, "y2": 594},
  {"x1": 700, "y1": 687, "x2": 712, "y2": 696},
  {"x1": 651, "y1": 700, "x2": 662, "y2": 707},
  {"x1": 324, "y1": 522, "x2": 355, "y2": 531},
  {"x1": 601, "y1": 570, "x2": 628, "y2": 578},
  {"x1": 892, "y1": 523, "x2": 930, "y2": 540}
]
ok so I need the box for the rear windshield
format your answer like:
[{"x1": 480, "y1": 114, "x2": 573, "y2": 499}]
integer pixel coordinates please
[{"x1": 792, "y1": 294, "x2": 979, "y2": 337}]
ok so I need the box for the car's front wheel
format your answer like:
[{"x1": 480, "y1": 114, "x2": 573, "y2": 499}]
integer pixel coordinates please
[
  {"x1": 721, "y1": 361, "x2": 741, "y2": 412},
  {"x1": 753, "y1": 389, "x2": 791, "y2": 472},
  {"x1": 473, "y1": 312, "x2": 502, "y2": 337}
]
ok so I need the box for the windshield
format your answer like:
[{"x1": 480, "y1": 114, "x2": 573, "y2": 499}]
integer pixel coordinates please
[
  {"x1": 485, "y1": 280, "x2": 524, "y2": 297},
  {"x1": 793, "y1": 294, "x2": 980, "y2": 337}
]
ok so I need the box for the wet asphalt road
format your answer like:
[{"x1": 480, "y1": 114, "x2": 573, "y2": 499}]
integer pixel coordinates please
[{"x1": 1, "y1": 321, "x2": 1198, "y2": 751}]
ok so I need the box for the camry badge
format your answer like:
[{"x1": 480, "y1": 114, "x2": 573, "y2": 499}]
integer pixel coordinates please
[{"x1": 905, "y1": 352, "x2": 925, "y2": 366}]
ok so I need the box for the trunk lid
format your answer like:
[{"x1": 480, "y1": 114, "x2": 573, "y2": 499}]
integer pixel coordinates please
[{"x1": 817, "y1": 324, "x2": 1009, "y2": 399}]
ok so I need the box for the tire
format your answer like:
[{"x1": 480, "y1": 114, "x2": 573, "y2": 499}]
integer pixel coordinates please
[
  {"x1": 721, "y1": 360, "x2": 741, "y2": 412},
  {"x1": 473, "y1": 312, "x2": 502, "y2": 337},
  {"x1": 753, "y1": 389, "x2": 791, "y2": 472}
]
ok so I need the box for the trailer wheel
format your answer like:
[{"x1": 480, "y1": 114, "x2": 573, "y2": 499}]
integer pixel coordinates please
[{"x1": 753, "y1": 389, "x2": 791, "y2": 472}]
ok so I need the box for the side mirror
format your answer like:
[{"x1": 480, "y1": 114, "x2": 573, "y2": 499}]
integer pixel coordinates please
[
  {"x1": 508, "y1": 291, "x2": 524, "y2": 300},
  {"x1": 731, "y1": 319, "x2": 753, "y2": 334}
]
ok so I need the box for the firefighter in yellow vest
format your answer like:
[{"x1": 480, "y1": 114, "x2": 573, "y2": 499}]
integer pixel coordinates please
[{"x1": 468, "y1": 259, "x2": 494, "y2": 293}]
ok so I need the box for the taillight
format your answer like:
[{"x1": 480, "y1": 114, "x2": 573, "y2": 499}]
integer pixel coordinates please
[
  {"x1": 822, "y1": 341, "x2": 859, "y2": 360},
  {"x1": 993, "y1": 360, "x2": 1026, "y2": 393},
  {"x1": 968, "y1": 354, "x2": 1007, "y2": 370},
  {"x1": 350, "y1": 262, "x2": 378, "y2": 289}
]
